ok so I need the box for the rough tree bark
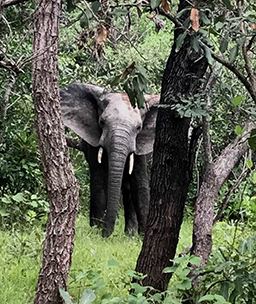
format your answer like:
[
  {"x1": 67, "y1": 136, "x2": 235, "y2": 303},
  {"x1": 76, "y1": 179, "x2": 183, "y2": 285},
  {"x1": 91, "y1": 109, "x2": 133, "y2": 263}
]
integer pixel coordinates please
[
  {"x1": 32, "y1": 1, "x2": 79, "y2": 303},
  {"x1": 135, "y1": 0, "x2": 208, "y2": 291},
  {"x1": 191, "y1": 122, "x2": 255, "y2": 267}
]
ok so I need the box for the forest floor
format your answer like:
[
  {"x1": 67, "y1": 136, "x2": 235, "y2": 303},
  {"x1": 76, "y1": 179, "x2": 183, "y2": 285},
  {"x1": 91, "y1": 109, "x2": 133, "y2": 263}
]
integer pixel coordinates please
[{"x1": 0, "y1": 214, "x2": 250, "y2": 304}]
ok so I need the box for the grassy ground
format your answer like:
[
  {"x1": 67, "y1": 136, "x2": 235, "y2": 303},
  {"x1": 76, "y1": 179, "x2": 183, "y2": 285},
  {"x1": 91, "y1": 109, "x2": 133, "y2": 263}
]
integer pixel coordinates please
[{"x1": 0, "y1": 214, "x2": 250, "y2": 304}]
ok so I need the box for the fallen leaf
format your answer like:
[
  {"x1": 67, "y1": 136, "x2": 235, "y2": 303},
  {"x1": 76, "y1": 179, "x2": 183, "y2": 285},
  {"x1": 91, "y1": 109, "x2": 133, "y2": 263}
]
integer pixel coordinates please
[
  {"x1": 161, "y1": 0, "x2": 170, "y2": 13},
  {"x1": 250, "y1": 23, "x2": 256, "y2": 30},
  {"x1": 95, "y1": 24, "x2": 108, "y2": 46},
  {"x1": 190, "y1": 7, "x2": 200, "y2": 32}
]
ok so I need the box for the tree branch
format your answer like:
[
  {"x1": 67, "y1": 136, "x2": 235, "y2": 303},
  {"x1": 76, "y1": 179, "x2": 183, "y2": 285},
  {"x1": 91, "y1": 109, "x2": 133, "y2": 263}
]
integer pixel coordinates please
[
  {"x1": 0, "y1": 53, "x2": 22, "y2": 74},
  {"x1": 158, "y1": 7, "x2": 182, "y2": 28},
  {"x1": 188, "y1": 125, "x2": 203, "y2": 180},
  {"x1": 192, "y1": 120, "x2": 256, "y2": 269},
  {"x1": 238, "y1": 1, "x2": 256, "y2": 99},
  {"x1": 213, "y1": 167, "x2": 249, "y2": 224},
  {"x1": 211, "y1": 52, "x2": 256, "y2": 102},
  {"x1": 1, "y1": 0, "x2": 27, "y2": 8}
]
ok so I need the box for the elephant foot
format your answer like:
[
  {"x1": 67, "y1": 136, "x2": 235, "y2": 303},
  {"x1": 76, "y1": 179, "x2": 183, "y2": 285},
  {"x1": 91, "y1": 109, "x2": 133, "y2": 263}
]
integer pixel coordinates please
[
  {"x1": 102, "y1": 223, "x2": 115, "y2": 238},
  {"x1": 102, "y1": 228, "x2": 113, "y2": 238},
  {"x1": 124, "y1": 226, "x2": 137, "y2": 237},
  {"x1": 138, "y1": 224, "x2": 146, "y2": 237},
  {"x1": 90, "y1": 217, "x2": 104, "y2": 229},
  {"x1": 124, "y1": 220, "x2": 138, "y2": 237}
]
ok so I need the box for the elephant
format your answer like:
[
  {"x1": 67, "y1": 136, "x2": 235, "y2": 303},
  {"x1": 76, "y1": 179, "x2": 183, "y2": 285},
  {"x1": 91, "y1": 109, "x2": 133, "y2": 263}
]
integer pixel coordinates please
[{"x1": 60, "y1": 83, "x2": 159, "y2": 237}]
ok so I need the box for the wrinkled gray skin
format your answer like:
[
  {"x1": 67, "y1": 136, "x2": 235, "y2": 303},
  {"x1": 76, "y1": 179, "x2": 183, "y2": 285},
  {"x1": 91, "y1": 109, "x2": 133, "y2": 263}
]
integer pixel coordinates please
[{"x1": 60, "y1": 83, "x2": 159, "y2": 237}]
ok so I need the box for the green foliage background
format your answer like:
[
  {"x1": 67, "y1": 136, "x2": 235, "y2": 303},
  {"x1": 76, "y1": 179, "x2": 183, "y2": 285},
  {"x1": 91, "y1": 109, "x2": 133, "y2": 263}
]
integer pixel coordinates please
[{"x1": 0, "y1": 1, "x2": 255, "y2": 303}]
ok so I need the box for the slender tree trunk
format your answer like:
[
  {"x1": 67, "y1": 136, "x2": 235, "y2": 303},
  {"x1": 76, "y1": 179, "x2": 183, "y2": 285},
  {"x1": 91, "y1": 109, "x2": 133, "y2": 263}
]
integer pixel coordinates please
[
  {"x1": 191, "y1": 122, "x2": 255, "y2": 267},
  {"x1": 32, "y1": 1, "x2": 79, "y2": 303},
  {"x1": 135, "y1": 0, "x2": 208, "y2": 291}
]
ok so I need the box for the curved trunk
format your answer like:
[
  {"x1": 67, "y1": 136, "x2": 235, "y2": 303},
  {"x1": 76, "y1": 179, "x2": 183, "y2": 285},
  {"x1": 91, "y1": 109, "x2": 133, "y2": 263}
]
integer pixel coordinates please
[{"x1": 102, "y1": 133, "x2": 129, "y2": 237}]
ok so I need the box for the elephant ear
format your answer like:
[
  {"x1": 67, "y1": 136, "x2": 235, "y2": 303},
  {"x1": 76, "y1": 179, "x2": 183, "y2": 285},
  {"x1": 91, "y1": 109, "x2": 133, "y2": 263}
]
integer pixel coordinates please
[
  {"x1": 136, "y1": 95, "x2": 159, "y2": 155},
  {"x1": 60, "y1": 83, "x2": 104, "y2": 147}
]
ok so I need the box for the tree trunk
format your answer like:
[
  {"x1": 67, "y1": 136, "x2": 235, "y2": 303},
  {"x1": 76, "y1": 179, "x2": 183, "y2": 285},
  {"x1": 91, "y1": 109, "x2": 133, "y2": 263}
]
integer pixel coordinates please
[
  {"x1": 135, "y1": 0, "x2": 208, "y2": 291},
  {"x1": 191, "y1": 122, "x2": 255, "y2": 267},
  {"x1": 32, "y1": 1, "x2": 79, "y2": 303}
]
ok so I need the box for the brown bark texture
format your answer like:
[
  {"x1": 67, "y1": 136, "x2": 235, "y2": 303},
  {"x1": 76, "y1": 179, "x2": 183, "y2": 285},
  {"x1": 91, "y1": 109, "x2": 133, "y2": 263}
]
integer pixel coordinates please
[
  {"x1": 32, "y1": 1, "x2": 79, "y2": 303},
  {"x1": 135, "y1": 0, "x2": 208, "y2": 292},
  {"x1": 191, "y1": 122, "x2": 255, "y2": 266}
]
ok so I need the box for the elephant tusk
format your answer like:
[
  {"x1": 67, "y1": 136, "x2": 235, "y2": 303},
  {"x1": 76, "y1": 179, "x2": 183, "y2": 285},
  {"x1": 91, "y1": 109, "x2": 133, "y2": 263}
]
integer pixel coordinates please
[
  {"x1": 98, "y1": 147, "x2": 103, "y2": 164},
  {"x1": 129, "y1": 153, "x2": 134, "y2": 175}
]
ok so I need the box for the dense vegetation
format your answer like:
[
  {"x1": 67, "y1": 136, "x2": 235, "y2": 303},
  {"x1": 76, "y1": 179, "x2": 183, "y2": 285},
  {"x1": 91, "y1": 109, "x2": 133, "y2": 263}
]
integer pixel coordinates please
[{"x1": 0, "y1": 0, "x2": 255, "y2": 303}]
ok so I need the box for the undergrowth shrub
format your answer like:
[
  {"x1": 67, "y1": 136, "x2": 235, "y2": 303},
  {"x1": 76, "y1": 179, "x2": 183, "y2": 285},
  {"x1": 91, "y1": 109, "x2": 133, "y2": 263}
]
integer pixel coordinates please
[{"x1": 0, "y1": 191, "x2": 48, "y2": 227}]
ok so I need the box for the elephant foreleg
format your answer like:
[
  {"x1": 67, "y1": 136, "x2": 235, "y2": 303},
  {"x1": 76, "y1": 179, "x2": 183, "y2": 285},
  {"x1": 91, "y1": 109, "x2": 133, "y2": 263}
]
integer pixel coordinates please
[
  {"x1": 82, "y1": 141, "x2": 107, "y2": 228},
  {"x1": 130, "y1": 154, "x2": 150, "y2": 235},
  {"x1": 122, "y1": 178, "x2": 138, "y2": 236}
]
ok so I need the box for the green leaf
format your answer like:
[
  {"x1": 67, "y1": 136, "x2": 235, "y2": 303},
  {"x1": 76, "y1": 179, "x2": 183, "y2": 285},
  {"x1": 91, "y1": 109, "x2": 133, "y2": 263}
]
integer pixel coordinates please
[
  {"x1": 189, "y1": 255, "x2": 201, "y2": 266},
  {"x1": 136, "y1": 90, "x2": 146, "y2": 109},
  {"x1": 136, "y1": 65, "x2": 148, "y2": 79},
  {"x1": 113, "y1": 7, "x2": 128, "y2": 17},
  {"x1": 191, "y1": 36, "x2": 200, "y2": 52},
  {"x1": 79, "y1": 289, "x2": 96, "y2": 304},
  {"x1": 130, "y1": 282, "x2": 148, "y2": 295},
  {"x1": 80, "y1": 14, "x2": 89, "y2": 28},
  {"x1": 176, "y1": 32, "x2": 187, "y2": 52},
  {"x1": 91, "y1": 1, "x2": 101, "y2": 13},
  {"x1": 246, "y1": 159, "x2": 253, "y2": 169},
  {"x1": 220, "y1": 35, "x2": 229, "y2": 53},
  {"x1": 1, "y1": 197, "x2": 11, "y2": 204},
  {"x1": 215, "y1": 21, "x2": 224, "y2": 31},
  {"x1": 222, "y1": 0, "x2": 232, "y2": 9},
  {"x1": 110, "y1": 74, "x2": 122, "y2": 86},
  {"x1": 0, "y1": 209, "x2": 9, "y2": 217},
  {"x1": 12, "y1": 193, "x2": 24, "y2": 203},
  {"x1": 201, "y1": 12, "x2": 211, "y2": 25},
  {"x1": 204, "y1": 45, "x2": 214, "y2": 65},
  {"x1": 220, "y1": 281, "x2": 230, "y2": 301},
  {"x1": 229, "y1": 45, "x2": 238, "y2": 62},
  {"x1": 176, "y1": 278, "x2": 191, "y2": 290},
  {"x1": 199, "y1": 294, "x2": 216, "y2": 302},
  {"x1": 234, "y1": 125, "x2": 244, "y2": 136},
  {"x1": 59, "y1": 288, "x2": 73, "y2": 304},
  {"x1": 231, "y1": 95, "x2": 244, "y2": 107},
  {"x1": 150, "y1": 0, "x2": 161, "y2": 10},
  {"x1": 163, "y1": 265, "x2": 178, "y2": 273},
  {"x1": 248, "y1": 129, "x2": 256, "y2": 151},
  {"x1": 252, "y1": 172, "x2": 256, "y2": 184}
]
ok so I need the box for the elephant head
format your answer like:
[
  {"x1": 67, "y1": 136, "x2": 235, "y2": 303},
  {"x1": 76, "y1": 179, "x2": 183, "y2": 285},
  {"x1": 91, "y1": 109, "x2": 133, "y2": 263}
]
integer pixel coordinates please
[{"x1": 60, "y1": 83, "x2": 159, "y2": 237}]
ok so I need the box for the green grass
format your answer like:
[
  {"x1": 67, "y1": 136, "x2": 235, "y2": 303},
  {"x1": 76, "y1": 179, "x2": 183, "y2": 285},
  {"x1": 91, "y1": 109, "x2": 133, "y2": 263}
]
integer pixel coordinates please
[{"x1": 0, "y1": 215, "x2": 252, "y2": 304}]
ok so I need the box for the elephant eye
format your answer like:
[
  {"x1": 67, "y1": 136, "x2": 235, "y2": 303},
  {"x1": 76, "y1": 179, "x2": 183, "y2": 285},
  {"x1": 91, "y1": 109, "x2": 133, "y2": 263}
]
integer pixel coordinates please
[
  {"x1": 99, "y1": 118, "x2": 105, "y2": 127},
  {"x1": 136, "y1": 125, "x2": 142, "y2": 131}
]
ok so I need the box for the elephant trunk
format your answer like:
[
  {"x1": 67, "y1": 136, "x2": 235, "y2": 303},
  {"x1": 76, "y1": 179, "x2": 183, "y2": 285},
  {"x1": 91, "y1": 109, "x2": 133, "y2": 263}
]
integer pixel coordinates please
[{"x1": 102, "y1": 133, "x2": 130, "y2": 237}]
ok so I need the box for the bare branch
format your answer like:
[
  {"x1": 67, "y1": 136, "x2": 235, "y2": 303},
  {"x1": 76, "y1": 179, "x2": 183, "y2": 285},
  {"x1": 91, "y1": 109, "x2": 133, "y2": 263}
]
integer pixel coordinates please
[
  {"x1": 158, "y1": 7, "x2": 182, "y2": 28},
  {"x1": 237, "y1": 1, "x2": 256, "y2": 98},
  {"x1": 213, "y1": 167, "x2": 249, "y2": 224},
  {"x1": 188, "y1": 125, "x2": 203, "y2": 180},
  {"x1": 211, "y1": 52, "x2": 256, "y2": 102},
  {"x1": 202, "y1": 71, "x2": 216, "y2": 168},
  {"x1": 0, "y1": 52, "x2": 22, "y2": 73},
  {"x1": 192, "y1": 120, "x2": 256, "y2": 267},
  {"x1": 246, "y1": 34, "x2": 256, "y2": 52}
]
